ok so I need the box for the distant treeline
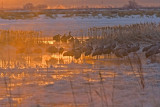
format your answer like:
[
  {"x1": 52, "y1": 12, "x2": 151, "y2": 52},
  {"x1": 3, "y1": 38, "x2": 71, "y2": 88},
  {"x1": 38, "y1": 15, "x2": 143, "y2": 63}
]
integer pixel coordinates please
[{"x1": 0, "y1": 9, "x2": 160, "y2": 20}]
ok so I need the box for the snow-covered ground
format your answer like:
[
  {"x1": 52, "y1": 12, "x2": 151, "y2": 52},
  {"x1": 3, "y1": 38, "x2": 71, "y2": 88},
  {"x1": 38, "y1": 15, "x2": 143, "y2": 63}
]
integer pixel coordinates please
[{"x1": 0, "y1": 15, "x2": 160, "y2": 35}]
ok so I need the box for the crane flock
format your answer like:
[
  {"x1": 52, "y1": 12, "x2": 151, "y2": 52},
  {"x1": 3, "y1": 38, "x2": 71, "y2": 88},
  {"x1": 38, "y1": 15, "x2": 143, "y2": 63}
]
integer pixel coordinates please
[
  {"x1": 0, "y1": 22, "x2": 159, "y2": 67},
  {"x1": 49, "y1": 22, "x2": 160, "y2": 64}
]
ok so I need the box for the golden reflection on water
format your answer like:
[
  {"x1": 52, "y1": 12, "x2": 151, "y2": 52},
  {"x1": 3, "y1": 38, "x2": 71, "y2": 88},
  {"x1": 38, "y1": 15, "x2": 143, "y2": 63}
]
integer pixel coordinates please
[
  {"x1": 0, "y1": 52, "x2": 124, "y2": 68},
  {"x1": 0, "y1": 33, "x2": 136, "y2": 69},
  {"x1": 42, "y1": 40, "x2": 55, "y2": 45},
  {"x1": 0, "y1": 34, "x2": 151, "y2": 106},
  {"x1": 12, "y1": 98, "x2": 23, "y2": 105},
  {"x1": 0, "y1": 64, "x2": 119, "y2": 106}
]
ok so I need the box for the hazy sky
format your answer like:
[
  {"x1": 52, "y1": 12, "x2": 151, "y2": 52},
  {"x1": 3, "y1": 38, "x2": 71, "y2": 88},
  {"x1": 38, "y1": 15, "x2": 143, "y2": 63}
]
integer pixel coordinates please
[{"x1": 1, "y1": 0, "x2": 160, "y2": 8}]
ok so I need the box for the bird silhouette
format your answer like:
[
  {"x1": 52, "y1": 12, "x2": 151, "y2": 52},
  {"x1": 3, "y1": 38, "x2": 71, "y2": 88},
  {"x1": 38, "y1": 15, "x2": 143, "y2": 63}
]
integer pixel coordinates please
[
  {"x1": 142, "y1": 45, "x2": 154, "y2": 52},
  {"x1": 53, "y1": 34, "x2": 61, "y2": 42},
  {"x1": 85, "y1": 50, "x2": 92, "y2": 56},
  {"x1": 143, "y1": 42, "x2": 160, "y2": 52},
  {"x1": 74, "y1": 38, "x2": 81, "y2": 46},
  {"x1": 68, "y1": 37, "x2": 74, "y2": 43},
  {"x1": 127, "y1": 43, "x2": 140, "y2": 53},
  {"x1": 145, "y1": 45, "x2": 160, "y2": 58},
  {"x1": 83, "y1": 45, "x2": 93, "y2": 56},
  {"x1": 103, "y1": 48, "x2": 112, "y2": 55},
  {"x1": 92, "y1": 46, "x2": 104, "y2": 57},
  {"x1": 46, "y1": 58, "x2": 58, "y2": 65},
  {"x1": 61, "y1": 34, "x2": 68, "y2": 43},
  {"x1": 63, "y1": 51, "x2": 74, "y2": 57},
  {"x1": 58, "y1": 47, "x2": 64, "y2": 54},
  {"x1": 102, "y1": 41, "x2": 117, "y2": 57},
  {"x1": 46, "y1": 46, "x2": 58, "y2": 54},
  {"x1": 66, "y1": 32, "x2": 73, "y2": 40},
  {"x1": 114, "y1": 48, "x2": 128, "y2": 58},
  {"x1": 74, "y1": 49, "x2": 82, "y2": 60}
]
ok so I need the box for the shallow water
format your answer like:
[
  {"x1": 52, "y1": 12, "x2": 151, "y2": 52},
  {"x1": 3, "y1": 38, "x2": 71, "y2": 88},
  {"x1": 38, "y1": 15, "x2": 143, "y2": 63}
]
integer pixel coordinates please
[
  {"x1": 0, "y1": 11, "x2": 160, "y2": 107},
  {"x1": 0, "y1": 52, "x2": 160, "y2": 107},
  {"x1": 0, "y1": 15, "x2": 160, "y2": 35}
]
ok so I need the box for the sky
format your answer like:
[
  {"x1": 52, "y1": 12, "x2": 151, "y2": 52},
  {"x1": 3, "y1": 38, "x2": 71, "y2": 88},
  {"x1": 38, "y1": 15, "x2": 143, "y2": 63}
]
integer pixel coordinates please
[{"x1": 1, "y1": 0, "x2": 160, "y2": 8}]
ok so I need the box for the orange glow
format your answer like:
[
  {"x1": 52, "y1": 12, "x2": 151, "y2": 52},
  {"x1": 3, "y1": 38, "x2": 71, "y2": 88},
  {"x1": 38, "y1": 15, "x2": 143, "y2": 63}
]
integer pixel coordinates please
[{"x1": 1, "y1": 0, "x2": 160, "y2": 9}]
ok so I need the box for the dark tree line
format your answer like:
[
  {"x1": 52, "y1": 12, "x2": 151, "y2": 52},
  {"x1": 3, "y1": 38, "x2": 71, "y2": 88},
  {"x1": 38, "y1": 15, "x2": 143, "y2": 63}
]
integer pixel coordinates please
[{"x1": 123, "y1": 0, "x2": 141, "y2": 9}]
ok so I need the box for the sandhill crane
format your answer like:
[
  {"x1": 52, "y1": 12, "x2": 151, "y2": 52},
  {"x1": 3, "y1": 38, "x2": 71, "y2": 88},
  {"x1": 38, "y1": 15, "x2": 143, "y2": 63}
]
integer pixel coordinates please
[
  {"x1": 85, "y1": 46, "x2": 93, "y2": 56},
  {"x1": 103, "y1": 48, "x2": 112, "y2": 55},
  {"x1": 46, "y1": 58, "x2": 58, "y2": 66},
  {"x1": 85, "y1": 50, "x2": 92, "y2": 56},
  {"x1": 63, "y1": 50, "x2": 74, "y2": 63},
  {"x1": 145, "y1": 45, "x2": 160, "y2": 58},
  {"x1": 155, "y1": 49, "x2": 160, "y2": 54},
  {"x1": 61, "y1": 34, "x2": 67, "y2": 43},
  {"x1": 143, "y1": 42, "x2": 160, "y2": 52},
  {"x1": 53, "y1": 34, "x2": 61, "y2": 42},
  {"x1": 92, "y1": 46, "x2": 104, "y2": 59},
  {"x1": 66, "y1": 32, "x2": 73, "y2": 40},
  {"x1": 58, "y1": 47, "x2": 64, "y2": 60},
  {"x1": 127, "y1": 43, "x2": 140, "y2": 53},
  {"x1": 46, "y1": 46, "x2": 58, "y2": 54},
  {"x1": 74, "y1": 38, "x2": 80, "y2": 46},
  {"x1": 58, "y1": 47, "x2": 64, "y2": 54},
  {"x1": 74, "y1": 49, "x2": 82, "y2": 60},
  {"x1": 142, "y1": 45, "x2": 154, "y2": 52},
  {"x1": 68, "y1": 37, "x2": 74, "y2": 43},
  {"x1": 63, "y1": 51, "x2": 74, "y2": 57},
  {"x1": 82, "y1": 45, "x2": 93, "y2": 56},
  {"x1": 111, "y1": 42, "x2": 116, "y2": 49},
  {"x1": 103, "y1": 42, "x2": 117, "y2": 57},
  {"x1": 114, "y1": 48, "x2": 128, "y2": 58}
]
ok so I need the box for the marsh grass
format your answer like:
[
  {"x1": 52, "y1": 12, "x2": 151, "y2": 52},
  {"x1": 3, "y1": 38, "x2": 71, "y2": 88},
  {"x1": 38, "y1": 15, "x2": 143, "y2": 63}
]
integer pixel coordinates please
[
  {"x1": 3, "y1": 73, "x2": 12, "y2": 107},
  {"x1": 0, "y1": 11, "x2": 159, "y2": 106},
  {"x1": 0, "y1": 22, "x2": 159, "y2": 68},
  {"x1": 134, "y1": 53, "x2": 145, "y2": 89},
  {"x1": 111, "y1": 73, "x2": 116, "y2": 107},
  {"x1": 86, "y1": 74, "x2": 94, "y2": 107},
  {"x1": 69, "y1": 78, "x2": 77, "y2": 107},
  {"x1": 128, "y1": 54, "x2": 145, "y2": 90},
  {"x1": 98, "y1": 70, "x2": 108, "y2": 107}
]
